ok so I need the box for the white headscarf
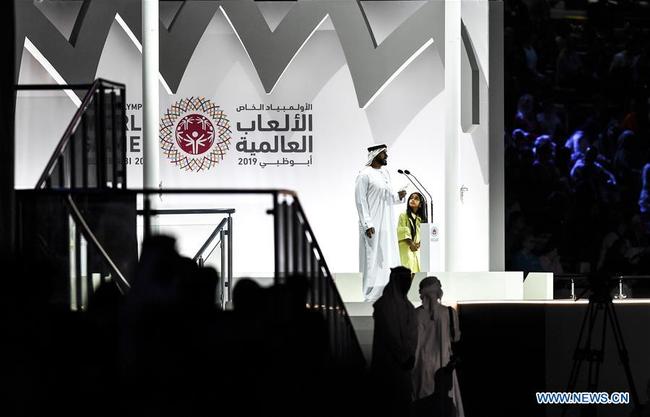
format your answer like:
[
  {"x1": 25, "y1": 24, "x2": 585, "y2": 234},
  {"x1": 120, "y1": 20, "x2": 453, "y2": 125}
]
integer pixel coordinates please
[
  {"x1": 419, "y1": 277, "x2": 443, "y2": 321},
  {"x1": 366, "y1": 146, "x2": 387, "y2": 166}
]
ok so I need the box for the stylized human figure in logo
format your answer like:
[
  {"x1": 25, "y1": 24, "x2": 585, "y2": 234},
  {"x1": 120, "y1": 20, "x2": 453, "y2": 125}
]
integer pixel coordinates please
[{"x1": 175, "y1": 114, "x2": 215, "y2": 155}]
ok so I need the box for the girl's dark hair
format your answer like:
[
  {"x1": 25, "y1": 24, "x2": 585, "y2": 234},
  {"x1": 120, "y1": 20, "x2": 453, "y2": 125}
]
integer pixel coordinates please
[{"x1": 406, "y1": 192, "x2": 428, "y2": 238}]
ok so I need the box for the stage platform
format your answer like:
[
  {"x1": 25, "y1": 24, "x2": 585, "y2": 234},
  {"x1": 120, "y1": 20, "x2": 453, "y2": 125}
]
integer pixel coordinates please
[
  {"x1": 335, "y1": 271, "x2": 531, "y2": 367},
  {"x1": 335, "y1": 270, "x2": 650, "y2": 417},
  {"x1": 334, "y1": 273, "x2": 650, "y2": 417}
]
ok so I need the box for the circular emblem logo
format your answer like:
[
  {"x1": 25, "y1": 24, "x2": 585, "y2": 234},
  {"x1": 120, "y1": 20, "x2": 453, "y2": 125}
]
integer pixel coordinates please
[
  {"x1": 160, "y1": 97, "x2": 231, "y2": 171},
  {"x1": 175, "y1": 114, "x2": 214, "y2": 155},
  {"x1": 431, "y1": 227, "x2": 438, "y2": 237}
]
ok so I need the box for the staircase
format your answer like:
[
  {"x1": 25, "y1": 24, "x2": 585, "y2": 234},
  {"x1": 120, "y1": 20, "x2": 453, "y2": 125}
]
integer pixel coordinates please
[{"x1": 16, "y1": 79, "x2": 133, "y2": 310}]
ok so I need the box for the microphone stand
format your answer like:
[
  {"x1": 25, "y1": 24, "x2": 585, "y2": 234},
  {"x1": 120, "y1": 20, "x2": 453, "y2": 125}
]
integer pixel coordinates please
[
  {"x1": 404, "y1": 170, "x2": 433, "y2": 221},
  {"x1": 398, "y1": 169, "x2": 428, "y2": 216}
]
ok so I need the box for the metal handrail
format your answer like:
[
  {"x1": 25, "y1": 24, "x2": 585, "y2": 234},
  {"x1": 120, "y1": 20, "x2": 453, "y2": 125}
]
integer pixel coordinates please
[
  {"x1": 136, "y1": 209, "x2": 235, "y2": 215},
  {"x1": 65, "y1": 194, "x2": 131, "y2": 294},
  {"x1": 15, "y1": 80, "x2": 125, "y2": 91},
  {"x1": 20, "y1": 187, "x2": 363, "y2": 366},
  {"x1": 18, "y1": 78, "x2": 126, "y2": 189},
  {"x1": 133, "y1": 206, "x2": 234, "y2": 303},
  {"x1": 193, "y1": 217, "x2": 228, "y2": 263}
]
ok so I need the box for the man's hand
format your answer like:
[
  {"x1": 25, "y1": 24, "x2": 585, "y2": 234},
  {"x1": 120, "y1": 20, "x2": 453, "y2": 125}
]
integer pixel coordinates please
[
  {"x1": 365, "y1": 227, "x2": 375, "y2": 238},
  {"x1": 398, "y1": 190, "x2": 406, "y2": 200},
  {"x1": 410, "y1": 242, "x2": 418, "y2": 252}
]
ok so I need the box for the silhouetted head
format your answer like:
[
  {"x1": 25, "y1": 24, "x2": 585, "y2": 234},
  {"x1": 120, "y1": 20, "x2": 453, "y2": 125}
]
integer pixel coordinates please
[
  {"x1": 233, "y1": 278, "x2": 263, "y2": 314},
  {"x1": 517, "y1": 94, "x2": 534, "y2": 114},
  {"x1": 419, "y1": 276, "x2": 443, "y2": 301},
  {"x1": 182, "y1": 266, "x2": 219, "y2": 312},
  {"x1": 389, "y1": 266, "x2": 413, "y2": 296},
  {"x1": 534, "y1": 135, "x2": 556, "y2": 162},
  {"x1": 617, "y1": 130, "x2": 636, "y2": 150},
  {"x1": 566, "y1": 130, "x2": 587, "y2": 154},
  {"x1": 511, "y1": 128, "x2": 530, "y2": 150},
  {"x1": 135, "y1": 235, "x2": 180, "y2": 285}
]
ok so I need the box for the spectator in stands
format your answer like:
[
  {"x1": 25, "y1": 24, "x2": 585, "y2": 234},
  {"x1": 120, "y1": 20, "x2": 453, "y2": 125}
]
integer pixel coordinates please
[
  {"x1": 504, "y1": 0, "x2": 650, "y2": 275},
  {"x1": 639, "y1": 163, "x2": 650, "y2": 220},
  {"x1": 536, "y1": 100, "x2": 563, "y2": 138},
  {"x1": 530, "y1": 135, "x2": 566, "y2": 211},
  {"x1": 614, "y1": 130, "x2": 644, "y2": 205},
  {"x1": 511, "y1": 234, "x2": 542, "y2": 273},
  {"x1": 411, "y1": 276, "x2": 464, "y2": 417},
  {"x1": 522, "y1": 32, "x2": 545, "y2": 85},
  {"x1": 565, "y1": 130, "x2": 589, "y2": 165},
  {"x1": 632, "y1": 45, "x2": 650, "y2": 92},
  {"x1": 539, "y1": 240, "x2": 564, "y2": 274},
  {"x1": 371, "y1": 266, "x2": 417, "y2": 417},
  {"x1": 515, "y1": 94, "x2": 538, "y2": 134},
  {"x1": 570, "y1": 146, "x2": 617, "y2": 204},
  {"x1": 555, "y1": 36, "x2": 584, "y2": 89},
  {"x1": 622, "y1": 96, "x2": 650, "y2": 135},
  {"x1": 594, "y1": 119, "x2": 621, "y2": 162}
]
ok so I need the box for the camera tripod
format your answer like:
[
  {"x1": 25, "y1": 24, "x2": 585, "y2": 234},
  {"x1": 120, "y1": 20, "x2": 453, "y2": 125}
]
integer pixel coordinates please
[{"x1": 561, "y1": 276, "x2": 640, "y2": 417}]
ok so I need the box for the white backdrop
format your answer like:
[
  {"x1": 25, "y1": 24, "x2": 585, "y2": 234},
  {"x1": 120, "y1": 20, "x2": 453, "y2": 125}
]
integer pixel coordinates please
[{"x1": 15, "y1": 0, "x2": 501, "y2": 277}]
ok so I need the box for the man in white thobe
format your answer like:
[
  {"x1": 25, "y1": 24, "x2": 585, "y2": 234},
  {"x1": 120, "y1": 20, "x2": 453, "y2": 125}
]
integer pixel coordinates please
[{"x1": 355, "y1": 144, "x2": 406, "y2": 302}]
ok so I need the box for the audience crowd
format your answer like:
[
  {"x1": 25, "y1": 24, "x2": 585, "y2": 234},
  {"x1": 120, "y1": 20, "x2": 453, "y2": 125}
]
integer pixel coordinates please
[
  {"x1": 505, "y1": 0, "x2": 650, "y2": 279},
  {"x1": 0, "y1": 237, "x2": 365, "y2": 417}
]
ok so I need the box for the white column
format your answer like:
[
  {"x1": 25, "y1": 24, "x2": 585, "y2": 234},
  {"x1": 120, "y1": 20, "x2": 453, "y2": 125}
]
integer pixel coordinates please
[
  {"x1": 444, "y1": 0, "x2": 461, "y2": 272},
  {"x1": 142, "y1": 0, "x2": 160, "y2": 190},
  {"x1": 489, "y1": 1, "x2": 505, "y2": 270}
]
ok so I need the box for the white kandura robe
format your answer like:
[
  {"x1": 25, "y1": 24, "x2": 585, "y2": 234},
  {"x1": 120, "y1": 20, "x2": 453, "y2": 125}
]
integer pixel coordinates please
[{"x1": 355, "y1": 166, "x2": 404, "y2": 302}]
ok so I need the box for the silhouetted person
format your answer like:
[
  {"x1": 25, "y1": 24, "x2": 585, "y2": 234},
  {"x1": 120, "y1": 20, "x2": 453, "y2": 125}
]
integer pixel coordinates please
[
  {"x1": 412, "y1": 277, "x2": 464, "y2": 417},
  {"x1": 232, "y1": 278, "x2": 264, "y2": 317},
  {"x1": 371, "y1": 266, "x2": 417, "y2": 417},
  {"x1": 639, "y1": 163, "x2": 650, "y2": 217},
  {"x1": 120, "y1": 236, "x2": 221, "y2": 417},
  {"x1": 570, "y1": 146, "x2": 617, "y2": 205}
]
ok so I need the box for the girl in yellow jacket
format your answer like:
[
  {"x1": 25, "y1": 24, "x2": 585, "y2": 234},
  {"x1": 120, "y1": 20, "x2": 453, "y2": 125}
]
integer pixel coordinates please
[{"x1": 397, "y1": 192, "x2": 427, "y2": 273}]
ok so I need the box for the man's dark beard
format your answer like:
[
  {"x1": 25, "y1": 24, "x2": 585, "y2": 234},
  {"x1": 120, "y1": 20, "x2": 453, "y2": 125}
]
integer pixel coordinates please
[{"x1": 380, "y1": 157, "x2": 388, "y2": 166}]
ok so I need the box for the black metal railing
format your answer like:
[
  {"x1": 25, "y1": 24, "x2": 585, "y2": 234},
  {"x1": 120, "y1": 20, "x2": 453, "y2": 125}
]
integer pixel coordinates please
[
  {"x1": 17, "y1": 185, "x2": 364, "y2": 367},
  {"x1": 16, "y1": 189, "x2": 137, "y2": 311},
  {"x1": 65, "y1": 194, "x2": 131, "y2": 296},
  {"x1": 16, "y1": 79, "x2": 127, "y2": 190},
  {"x1": 16, "y1": 79, "x2": 129, "y2": 310},
  {"x1": 133, "y1": 189, "x2": 365, "y2": 367},
  {"x1": 273, "y1": 192, "x2": 366, "y2": 368}
]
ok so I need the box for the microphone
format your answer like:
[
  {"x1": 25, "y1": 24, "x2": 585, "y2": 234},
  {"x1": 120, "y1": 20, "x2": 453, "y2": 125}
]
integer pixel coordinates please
[
  {"x1": 404, "y1": 169, "x2": 433, "y2": 221},
  {"x1": 398, "y1": 169, "x2": 428, "y2": 211}
]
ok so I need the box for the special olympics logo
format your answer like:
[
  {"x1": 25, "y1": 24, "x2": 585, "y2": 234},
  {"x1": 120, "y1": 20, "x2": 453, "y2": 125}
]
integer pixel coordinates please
[
  {"x1": 176, "y1": 114, "x2": 214, "y2": 155},
  {"x1": 160, "y1": 97, "x2": 231, "y2": 171}
]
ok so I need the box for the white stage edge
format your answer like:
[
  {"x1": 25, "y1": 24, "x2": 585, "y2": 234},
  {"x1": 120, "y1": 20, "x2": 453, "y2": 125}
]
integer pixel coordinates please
[{"x1": 335, "y1": 271, "x2": 526, "y2": 305}]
